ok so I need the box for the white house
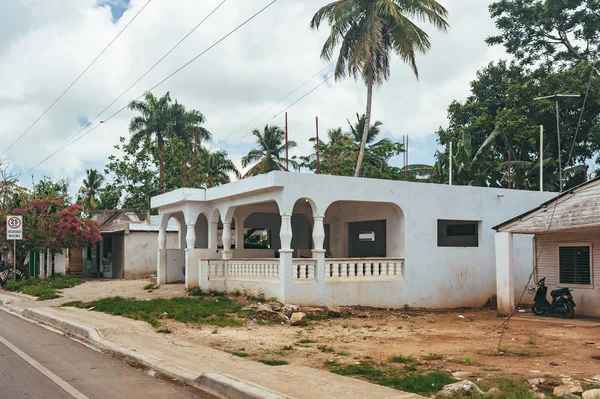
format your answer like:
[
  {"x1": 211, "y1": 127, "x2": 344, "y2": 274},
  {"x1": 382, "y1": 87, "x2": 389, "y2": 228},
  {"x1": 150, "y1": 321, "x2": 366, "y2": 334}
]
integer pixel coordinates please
[
  {"x1": 150, "y1": 171, "x2": 553, "y2": 308},
  {"x1": 494, "y1": 178, "x2": 600, "y2": 317}
]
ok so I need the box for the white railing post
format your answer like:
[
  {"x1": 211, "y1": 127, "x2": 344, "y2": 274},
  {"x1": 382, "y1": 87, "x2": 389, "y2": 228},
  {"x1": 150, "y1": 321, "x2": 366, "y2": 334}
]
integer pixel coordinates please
[
  {"x1": 222, "y1": 222, "x2": 232, "y2": 259},
  {"x1": 279, "y1": 214, "x2": 293, "y2": 302}
]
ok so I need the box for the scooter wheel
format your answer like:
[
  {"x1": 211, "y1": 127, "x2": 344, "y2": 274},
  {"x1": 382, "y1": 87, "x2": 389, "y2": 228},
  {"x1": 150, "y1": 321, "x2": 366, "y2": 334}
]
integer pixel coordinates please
[
  {"x1": 531, "y1": 304, "x2": 546, "y2": 315},
  {"x1": 563, "y1": 303, "x2": 575, "y2": 319}
]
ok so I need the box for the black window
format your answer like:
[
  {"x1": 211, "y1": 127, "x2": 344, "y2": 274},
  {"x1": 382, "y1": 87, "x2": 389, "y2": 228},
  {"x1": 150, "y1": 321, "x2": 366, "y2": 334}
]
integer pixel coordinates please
[
  {"x1": 437, "y1": 220, "x2": 479, "y2": 247},
  {"x1": 103, "y1": 237, "x2": 113, "y2": 258},
  {"x1": 559, "y1": 246, "x2": 591, "y2": 285}
]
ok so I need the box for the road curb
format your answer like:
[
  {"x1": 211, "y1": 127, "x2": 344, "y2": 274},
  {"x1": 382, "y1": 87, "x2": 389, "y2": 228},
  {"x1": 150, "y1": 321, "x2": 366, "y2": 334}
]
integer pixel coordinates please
[{"x1": 18, "y1": 307, "x2": 290, "y2": 399}]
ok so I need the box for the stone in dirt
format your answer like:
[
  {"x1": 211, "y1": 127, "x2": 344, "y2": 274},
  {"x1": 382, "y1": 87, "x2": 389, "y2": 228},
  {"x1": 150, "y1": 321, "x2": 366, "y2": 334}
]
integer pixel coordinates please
[
  {"x1": 266, "y1": 302, "x2": 283, "y2": 312},
  {"x1": 241, "y1": 304, "x2": 260, "y2": 311},
  {"x1": 553, "y1": 385, "x2": 583, "y2": 396},
  {"x1": 583, "y1": 389, "x2": 600, "y2": 399},
  {"x1": 255, "y1": 304, "x2": 288, "y2": 323},
  {"x1": 438, "y1": 380, "x2": 483, "y2": 397},
  {"x1": 301, "y1": 307, "x2": 326, "y2": 316},
  {"x1": 532, "y1": 393, "x2": 546, "y2": 399},
  {"x1": 528, "y1": 378, "x2": 545, "y2": 386},
  {"x1": 290, "y1": 312, "x2": 307, "y2": 326},
  {"x1": 487, "y1": 387, "x2": 502, "y2": 395},
  {"x1": 281, "y1": 304, "x2": 300, "y2": 318},
  {"x1": 327, "y1": 306, "x2": 343, "y2": 318},
  {"x1": 562, "y1": 394, "x2": 581, "y2": 399}
]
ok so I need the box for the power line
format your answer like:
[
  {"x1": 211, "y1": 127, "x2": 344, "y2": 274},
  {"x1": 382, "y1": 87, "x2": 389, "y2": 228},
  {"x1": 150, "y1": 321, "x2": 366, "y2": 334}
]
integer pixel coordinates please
[
  {"x1": 16, "y1": 0, "x2": 278, "y2": 179},
  {"x1": 214, "y1": 62, "x2": 334, "y2": 146},
  {"x1": 1, "y1": 0, "x2": 154, "y2": 158},
  {"x1": 17, "y1": 0, "x2": 228, "y2": 178},
  {"x1": 567, "y1": 61, "x2": 596, "y2": 167}
]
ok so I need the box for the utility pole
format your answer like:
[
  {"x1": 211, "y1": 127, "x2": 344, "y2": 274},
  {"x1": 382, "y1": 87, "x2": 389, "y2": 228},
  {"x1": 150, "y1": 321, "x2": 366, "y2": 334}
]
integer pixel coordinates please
[
  {"x1": 449, "y1": 142, "x2": 453, "y2": 186},
  {"x1": 540, "y1": 125, "x2": 543, "y2": 192},
  {"x1": 315, "y1": 116, "x2": 320, "y2": 174},
  {"x1": 507, "y1": 150, "x2": 511, "y2": 189},
  {"x1": 534, "y1": 94, "x2": 580, "y2": 193},
  {"x1": 285, "y1": 112, "x2": 289, "y2": 172}
]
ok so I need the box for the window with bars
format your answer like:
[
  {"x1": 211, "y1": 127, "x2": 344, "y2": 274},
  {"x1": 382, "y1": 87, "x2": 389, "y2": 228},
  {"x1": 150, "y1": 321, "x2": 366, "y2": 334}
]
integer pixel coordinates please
[{"x1": 559, "y1": 246, "x2": 591, "y2": 285}]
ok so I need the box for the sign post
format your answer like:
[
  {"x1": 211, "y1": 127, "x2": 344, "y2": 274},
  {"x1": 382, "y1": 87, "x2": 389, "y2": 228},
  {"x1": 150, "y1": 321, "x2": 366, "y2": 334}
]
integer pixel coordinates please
[{"x1": 6, "y1": 215, "x2": 23, "y2": 281}]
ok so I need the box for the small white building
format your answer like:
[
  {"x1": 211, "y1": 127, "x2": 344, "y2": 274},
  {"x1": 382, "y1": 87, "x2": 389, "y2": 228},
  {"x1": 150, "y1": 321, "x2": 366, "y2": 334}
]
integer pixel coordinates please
[
  {"x1": 494, "y1": 178, "x2": 600, "y2": 317},
  {"x1": 151, "y1": 171, "x2": 553, "y2": 308}
]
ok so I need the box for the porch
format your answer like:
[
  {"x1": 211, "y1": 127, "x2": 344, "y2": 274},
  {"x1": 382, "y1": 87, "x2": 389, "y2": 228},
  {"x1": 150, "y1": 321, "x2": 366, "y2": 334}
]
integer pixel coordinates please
[{"x1": 151, "y1": 173, "x2": 405, "y2": 306}]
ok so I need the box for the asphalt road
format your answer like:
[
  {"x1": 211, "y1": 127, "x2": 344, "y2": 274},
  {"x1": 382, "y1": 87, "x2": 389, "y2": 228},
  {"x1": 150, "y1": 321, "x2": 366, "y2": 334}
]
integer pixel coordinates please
[{"x1": 0, "y1": 309, "x2": 206, "y2": 399}]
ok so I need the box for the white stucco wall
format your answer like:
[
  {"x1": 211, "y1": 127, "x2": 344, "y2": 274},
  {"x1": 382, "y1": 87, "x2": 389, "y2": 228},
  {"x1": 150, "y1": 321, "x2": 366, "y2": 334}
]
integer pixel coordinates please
[
  {"x1": 153, "y1": 172, "x2": 555, "y2": 308},
  {"x1": 123, "y1": 231, "x2": 179, "y2": 279}
]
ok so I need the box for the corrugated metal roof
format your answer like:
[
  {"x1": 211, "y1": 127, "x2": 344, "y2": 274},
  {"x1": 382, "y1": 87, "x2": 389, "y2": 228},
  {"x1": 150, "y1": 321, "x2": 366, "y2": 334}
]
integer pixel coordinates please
[{"x1": 494, "y1": 176, "x2": 600, "y2": 233}]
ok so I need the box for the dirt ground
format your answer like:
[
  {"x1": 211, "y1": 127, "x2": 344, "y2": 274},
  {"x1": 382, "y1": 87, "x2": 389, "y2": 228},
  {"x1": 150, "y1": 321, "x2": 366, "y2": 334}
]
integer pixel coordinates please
[
  {"x1": 167, "y1": 304, "x2": 600, "y2": 388},
  {"x1": 11, "y1": 279, "x2": 600, "y2": 389}
]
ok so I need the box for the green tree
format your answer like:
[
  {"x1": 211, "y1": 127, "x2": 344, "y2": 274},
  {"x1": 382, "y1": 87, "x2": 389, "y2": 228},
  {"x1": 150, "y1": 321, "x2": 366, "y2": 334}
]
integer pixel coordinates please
[
  {"x1": 487, "y1": 0, "x2": 600, "y2": 67},
  {"x1": 200, "y1": 149, "x2": 240, "y2": 188},
  {"x1": 310, "y1": 0, "x2": 449, "y2": 177},
  {"x1": 436, "y1": 61, "x2": 600, "y2": 190},
  {"x1": 33, "y1": 176, "x2": 71, "y2": 204},
  {"x1": 326, "y1": 127, "x2": 352, "y2": 175},
  {"x1": 78, "y1": 169, "x2": 104, "y2": 214},
  {"x1": 96, "y1": 183, "x2": 122, "y2": 210},
  {"x1": 241, "y1": 125, "x2": 297, "y2": 177},
  {"x1": 128, "y1": 92, "x2": 176, "y2": 194}
]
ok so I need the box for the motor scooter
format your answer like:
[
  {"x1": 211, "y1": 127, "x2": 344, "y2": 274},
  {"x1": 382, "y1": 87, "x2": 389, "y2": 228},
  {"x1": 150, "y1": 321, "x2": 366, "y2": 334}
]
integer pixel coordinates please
[{"x1": 532, "y1": 277, "x2": 575, "y2": 318}]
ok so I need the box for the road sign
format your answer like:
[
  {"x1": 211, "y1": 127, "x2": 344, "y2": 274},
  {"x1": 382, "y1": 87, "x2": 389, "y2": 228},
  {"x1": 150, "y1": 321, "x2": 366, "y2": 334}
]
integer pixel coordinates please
[{"x1": 6, "y1": 215, "x2": 23, "y2": 240}]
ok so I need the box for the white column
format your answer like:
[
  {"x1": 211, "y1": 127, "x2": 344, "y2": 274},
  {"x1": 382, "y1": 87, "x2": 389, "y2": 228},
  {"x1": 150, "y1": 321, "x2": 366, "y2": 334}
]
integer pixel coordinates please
[
  {"x1": 279, "y1": 214, "x2": 293, "y2": 302},
  {"x1": 186, "y1": 224, "x2": 196, "y2": 249},
  {"x1": 158, "y1": 227, "x2": 166, "y2": 250},
  {"x1": 312, "y1": 215, "x2": 327, "y2": 305},
  {"x1": 208, "y1": 222, "x2": 218, "y2": 250},
  {"x1": 495, "y1": 232, "x2": 514, "y2": 317},
  {"x1": 235, "y1": 216, "x2": 245, "y2": 250},
  {"x1": 222, "y1": 222, "x2": 232, "y2": 259}
]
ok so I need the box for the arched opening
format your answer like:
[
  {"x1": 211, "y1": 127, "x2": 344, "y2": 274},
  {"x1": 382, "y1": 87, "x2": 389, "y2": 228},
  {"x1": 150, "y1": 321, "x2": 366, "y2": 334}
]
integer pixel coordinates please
[
  {"x1": 235, "y1": 201, "x2": 280, "y2": 258},
  {"x1": 162, "y1": 211, "x2": 185, "y2": 283},
  {"x1": 165, "y1": 212, "x2": 185, "y2": 250},
  {"x1": 194, "y1": 213, "x2": 208, "y2": 248},
  {"x1": 324, "y1": 201, "x2": 404, "y2": 259},
  {"x1": 291, "y1": 198, "x2": 316, "y2": 258}
]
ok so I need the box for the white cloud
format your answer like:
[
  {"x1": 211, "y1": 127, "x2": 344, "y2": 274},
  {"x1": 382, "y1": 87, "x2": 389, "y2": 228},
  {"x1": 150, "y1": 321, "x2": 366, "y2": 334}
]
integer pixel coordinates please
[{"x1": 0, "y1": 0, "x2": 506, "y2": 193}]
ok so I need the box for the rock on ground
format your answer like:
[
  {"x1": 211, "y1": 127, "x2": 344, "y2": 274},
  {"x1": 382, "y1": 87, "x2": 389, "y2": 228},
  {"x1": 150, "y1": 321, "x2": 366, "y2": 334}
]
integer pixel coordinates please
[
  {"x1": 290, "y1": 312, "x2": 307, "y2": 326},
  {"x1": 553, "y1": 385, "x2": 583, "y2": 396},
  {"x1": 438, "y1": 380, "x2": 483, "y2": 397},
  {"x1": 281, "y1": 304, "x2": 300, "y2": 318},
  {"x1": 255, "y1": 304, "x2": 288, "y2": 323},
  {"x1": 487, "y1": 387, "x2": 502, "y2": 396},
  {"x1": 583, "y1": 389, "x2": 600, "y2": 399},
  {"x1": 301, "y1": 307, "x2": 326, "y2": 317},
  {"x1": 266, "y1": 301, "x2": 283, "y2": 312}
]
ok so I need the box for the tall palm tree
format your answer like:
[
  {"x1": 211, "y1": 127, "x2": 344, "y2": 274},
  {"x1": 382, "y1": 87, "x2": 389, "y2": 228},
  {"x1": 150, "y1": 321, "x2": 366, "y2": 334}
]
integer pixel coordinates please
[
  {"x1": 79, "y1": 169, "x2": 104, "y2": 214},
  {"x1": 201, "y1": 149, "x2": 240, "y2": 188},
  {"x1": 241, "y1": 125, "x2": 297, "y2": 177},
  {"x1": 311, "y1": 0, "x2": 449, "y2": 177},
  {"x1": 128, "y1": 92, "x2": 174, "y2": 194}
]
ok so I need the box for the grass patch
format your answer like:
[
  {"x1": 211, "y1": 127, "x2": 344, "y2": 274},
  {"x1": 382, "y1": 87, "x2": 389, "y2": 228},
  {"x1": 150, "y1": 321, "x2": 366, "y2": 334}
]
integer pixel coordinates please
[
  {"x1": 62, "y1": 296, "x2": 245, "y2": 330},
  {"x1": 380, "y1": 372, "x2": 456, "y2": 395},
  {"x1": 324, "y1": 360, "x2": 341, "y2": 367},
  {"x1": 156, "y1": 328, "x2": 171, "y2": 334},
  {"x1": 335, "y1": 351, "x2": 349, "y2": 356},
  {"x1": 258, "y1": 359, "x2": 288, "y2": 366},
  {"x1": 143, "y1": 283, "x2": 158, "y2": 290},
  {"x1": 4, "y1": 275, "x2": 83, "y2": 300},
  {"x1": 389, "y1": 355, "x2": 417, "y2": 364},
  {"x1": 424, "y1": 353, "x2": 445, "y2": 361},
  {"x1": 282, "y1": 345, "x2": 293, "y2": 351},
  {"x1": 318, "y1": 345, "x2": 334, "y2": 353},
  {"x1": 485, "y1": 347, "x2": 538, "y2": 357},
  {"x1": 188, "y1": 287, "x2": 203, "y2": 297},
  {"x1": 296, "y1": 339, "x2": 316, "y2": 345},
  {"x1": 332, "y1": 363, "x2": 386, "y2": 378},
  {"x1": 229, "y1": 351, "x2": 248, "y2": 358}
]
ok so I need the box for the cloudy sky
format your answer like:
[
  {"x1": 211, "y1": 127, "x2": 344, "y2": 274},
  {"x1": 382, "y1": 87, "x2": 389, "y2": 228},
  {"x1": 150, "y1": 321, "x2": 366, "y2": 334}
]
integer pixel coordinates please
[{"x1": 0, "y1": 0, "x2": 506, "y2": 196}]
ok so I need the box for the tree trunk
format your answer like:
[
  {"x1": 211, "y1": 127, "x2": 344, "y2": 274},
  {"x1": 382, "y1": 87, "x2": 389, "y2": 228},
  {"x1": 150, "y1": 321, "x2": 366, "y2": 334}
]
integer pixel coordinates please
[
  {"x1": 208, "y1": 174, "x2": 213, "y2": 188},
  {"x1": 182, "y1": 146, "x2": 188, "y2": 188},
  {"x1": 159, "y1": 143, "x2": 165, "y2": 194},
  {"x1": 330, "y1": 146, "x2": 334, "y2": 175},
  {"x1": 354, "y1": 75, "x2": 373, "y2": 177},
  {"x1": 191, "y1": 129, "x2": 198, "y2": 186}
]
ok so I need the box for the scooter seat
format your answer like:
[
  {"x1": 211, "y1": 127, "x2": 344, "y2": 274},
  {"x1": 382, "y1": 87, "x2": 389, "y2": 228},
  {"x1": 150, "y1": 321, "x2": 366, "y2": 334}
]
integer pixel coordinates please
[{"x1": 551, "y1": 288, "x2": 569, "y2": 297}]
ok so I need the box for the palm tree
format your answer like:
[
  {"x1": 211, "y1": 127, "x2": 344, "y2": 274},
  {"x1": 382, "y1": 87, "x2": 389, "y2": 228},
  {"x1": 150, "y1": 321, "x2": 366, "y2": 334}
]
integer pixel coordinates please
[
  {"x1": 201, "y1": 149, "x2": 240, "y2": 188},
  {"x1": 326, "y1": 127, "x2": 352, "y2": 175},
  {"x1": 311, "y1": 0, "x2": 449, "y2": 177},
  {"x1": 79, "y1": 169, "x2": 104, "y2": 214},
  {"x1": 241, "y1": 125, "x2": 297, "y2": 177},
  {"x1": 128, "y1": 92, "x2": 174, "y2": 194}
]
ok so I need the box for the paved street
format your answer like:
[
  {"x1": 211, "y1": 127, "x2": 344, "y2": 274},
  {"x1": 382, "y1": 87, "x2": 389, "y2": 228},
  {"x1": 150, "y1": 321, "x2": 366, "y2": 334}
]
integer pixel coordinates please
[{"x1": 0, "y1": 309, "x2": 205, "y2": 399}]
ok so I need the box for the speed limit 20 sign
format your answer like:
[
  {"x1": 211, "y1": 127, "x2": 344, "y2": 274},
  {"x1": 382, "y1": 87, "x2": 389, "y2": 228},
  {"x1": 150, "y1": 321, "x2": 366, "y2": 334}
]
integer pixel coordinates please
[{"x1": 6, "y1": 215, "x2": 23, "y2": 240}]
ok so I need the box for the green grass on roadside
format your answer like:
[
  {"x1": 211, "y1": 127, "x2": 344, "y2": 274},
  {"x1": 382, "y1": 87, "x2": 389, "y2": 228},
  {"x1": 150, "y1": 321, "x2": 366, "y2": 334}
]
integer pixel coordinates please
[
  {"x1": 257, "y1": 359, "x2": 288, "y2": 366},
  {"x1": 329, "y1": 361, "x2": 456, "y2": 395},
  {"x1": 4, "y1": 275, "x2": 83, "y2": 300},
  {"x1": 62, "y1": 296, "x2": 246, "y2": 329}
]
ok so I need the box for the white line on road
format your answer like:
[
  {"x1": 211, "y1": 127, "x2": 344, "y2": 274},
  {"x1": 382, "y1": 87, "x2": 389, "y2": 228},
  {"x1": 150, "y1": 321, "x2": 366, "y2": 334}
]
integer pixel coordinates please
[{"x1": 0, "y1": 333, "x2": 90, "y2": 399}]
